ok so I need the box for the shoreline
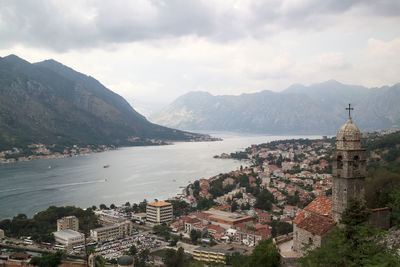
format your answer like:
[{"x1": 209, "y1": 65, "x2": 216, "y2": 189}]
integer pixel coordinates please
[{"x1": 0, "y1": 137, "x2": 222, "y2": 165}]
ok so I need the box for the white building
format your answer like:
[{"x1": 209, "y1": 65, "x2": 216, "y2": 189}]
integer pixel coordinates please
[
  {"x1": 90, "y1": 220, "x2": 133, "y2": 242},
  {"x1": 131, "y1": 213, "x2": 147, "y2": 223},
  {"x1": 95, "y1": 210, "x2": 128, "y2": 226},
  {"x1": 53, "y1": 230, "x2": 84, "y2": 250}
]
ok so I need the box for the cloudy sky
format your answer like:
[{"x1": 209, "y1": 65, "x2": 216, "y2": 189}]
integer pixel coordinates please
[{"x1": 1, "y1": 0, "x2": 400, "y2": 115}]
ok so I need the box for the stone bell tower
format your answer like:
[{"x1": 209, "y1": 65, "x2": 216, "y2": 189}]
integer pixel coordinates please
[{"x1": 332, "y1": 104, "x2": 367, "y2": 222}]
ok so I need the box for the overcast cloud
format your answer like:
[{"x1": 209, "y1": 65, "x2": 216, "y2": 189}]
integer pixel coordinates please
[{"x1": 0, "y1": 0, "x2": 400, "y2": 115}]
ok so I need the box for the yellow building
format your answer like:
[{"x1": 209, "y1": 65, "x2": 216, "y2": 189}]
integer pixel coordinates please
[
  {"x1": 193, "y1": 247, "x2": 227, "y2": 264},
  {"x1": 146, "y1": 201, "x2": 173, "y2": 224}
]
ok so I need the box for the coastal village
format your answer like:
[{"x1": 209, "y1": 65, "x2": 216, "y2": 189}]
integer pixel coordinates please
[
  {"x1": 0, "y1": 144, "x2": 116, "y2": 164},
  {"x1": 1, "y1": 123, "x2": 399, "y2": 266}
]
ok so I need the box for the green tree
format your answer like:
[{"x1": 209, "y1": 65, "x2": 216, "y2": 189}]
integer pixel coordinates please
[
  {"x1": 30, "y1": 251, "x2": 65, "y2": 267},
  {"x1": 255, "y1": 189, "x2": 274, "y2": 211},
  {"x1": 190, "y1": 229, "x2": 201, "y2": 244},
  {"x1": 126, "y1": 245, "x2": 138, "y2": 256},
  {"x1": 169, "y1": 235, "x2": 179, "y2": 246},
  {"x1": 226, "y1": 240, "x2": 280, "y2": 267},
  {"x1": 196, "y1": 197, "x2": 214, "y2": 210},
  {"x1": 365, "y1": 169, "x2": 400, "y2": 208},
  {"x1": 167, "y1": 200, "x2": 193, "y2": 217},
  {"x1": 153, "y1": 224, "x2": 171, "y2": 241},
  {"x1": 249, "y1": 239, "x2": 280, "y2": 267},
  {"x1": 99, "y1": 204, "x2": 107, "y2": 210},
  {"x1": 231, "y1": 200, "x2": 239, "y2": 212},
  {"x1": 134, "y1": 249, "x2": 149, "y2": 267},
  {"x1": 163, "y1": 247, "x2": 185, "y2": 267},
  {"x1": 138, "y1": 199, "x2": 148, "y2": 213},
  {"x1": 94, "y1": 255, "x2": 108, "y2": 267},
  {"x1": 388, "y1": 188, "x2": 400, "y2": 227},
  {"x1": 226, "y1": 252, "x2": 250, "y2": 267}
]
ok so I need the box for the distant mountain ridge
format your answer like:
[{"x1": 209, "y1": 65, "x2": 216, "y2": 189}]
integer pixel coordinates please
[
  {"x1": 150, "y1": 80, "x2": 400, "y2": 134},
  {"x1": 0, "y1": 55, "x2": 203, "y2": 149}
]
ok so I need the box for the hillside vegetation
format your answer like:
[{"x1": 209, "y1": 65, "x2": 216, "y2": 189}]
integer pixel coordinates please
[{"x1": 0, "y1": 55, "x2": 204, "y2": 150}]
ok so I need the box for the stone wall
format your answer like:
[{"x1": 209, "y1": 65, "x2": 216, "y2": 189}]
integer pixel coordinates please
[
  {"x1": 293, "y1": 224, "x2": 322, "y2": 256},
  {"x1": 369, "y1": 207, "x2": 391, "y2": 230}
]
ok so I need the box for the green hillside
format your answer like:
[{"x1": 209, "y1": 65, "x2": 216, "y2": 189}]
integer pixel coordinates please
[{"x1": 0, "y1": 55, "x2": 205, "y2": 150}]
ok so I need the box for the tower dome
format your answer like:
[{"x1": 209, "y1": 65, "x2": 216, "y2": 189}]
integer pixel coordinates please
[
  {"x1": 118, "y1": 255, "x2": 134, "y2": 267},
  {"x1": 336, "y1": 118, "x2": 361, "y2": 150}
]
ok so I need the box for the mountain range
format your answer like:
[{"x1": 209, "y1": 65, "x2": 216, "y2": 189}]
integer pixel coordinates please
[
  {"x1": 150, "y1": 80, "x2": 400, "y2": 134},
  {"x1": 0, "y1": 55, "x2": 204, "y2": 149}
]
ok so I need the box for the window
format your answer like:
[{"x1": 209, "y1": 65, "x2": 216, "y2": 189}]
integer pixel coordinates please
[
  {"x1": 337, "y1": 155, "x2": 343, "y2": 169},
  {"x1": 353, "y1": 155, "x2": 359, "y2": 168}
]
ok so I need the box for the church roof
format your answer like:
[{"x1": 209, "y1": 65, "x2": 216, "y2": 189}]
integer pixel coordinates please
[
  {"x1": 293, "y1": 210, "x2": 305, "y2": 224},
  {"x1": 304, "y1": 196, "x2": 332, "y2": 217},
  {"x1": 296, "y1": 214, "x2": 335, "y2": 236}
]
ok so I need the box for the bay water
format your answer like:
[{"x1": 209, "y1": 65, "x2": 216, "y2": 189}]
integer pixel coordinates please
[{"x1": 0, "y1": 133, "x2": 320, "y2": 220}]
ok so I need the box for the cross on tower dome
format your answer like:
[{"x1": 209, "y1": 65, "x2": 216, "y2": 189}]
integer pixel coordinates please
[{"x1": 346, "y1": 103, "x2": 354, "y2": 119}]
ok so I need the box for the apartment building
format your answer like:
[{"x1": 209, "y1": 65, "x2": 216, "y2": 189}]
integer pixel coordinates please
[
  {"x1": 90, "y1": 220, "x2": 133, "y2": 242},
  {"x1": 146, "y1": 201, "x2": 173, "y2": 224},
  {"x1": 57, "y1": 216, "x2": 79, "y2": 232}
]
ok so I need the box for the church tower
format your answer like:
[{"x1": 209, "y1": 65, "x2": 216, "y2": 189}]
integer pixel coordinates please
[{"x1": 332, "y1": 104, "x2": 367, "y2": 222}]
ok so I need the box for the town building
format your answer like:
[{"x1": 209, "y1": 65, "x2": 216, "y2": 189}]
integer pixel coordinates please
[
  {"x1": 193, "y1": 247, "x2": 226, "y2": 264},
  {"x1": 90, "y1": 220, "x2": 133, "y2": 242},
  {"x1": 193, "y1": 244, "x2": 247, "y2": 264},
  {"x1": 203, "y1": 209, "x2": 253, "y2": 229},
  {"x1": 53, "y1": 229, "x2": 85, "y2": 250},
  {"x1": 95, "y1": 210, "x2": 128, "y2": 226},
  {"x1": 57, "y1": 216, "x2": 79, "y2": 232},
  {"x1": 235, "y1": 228, "x2": 272, "y2": 246},
  {"x1": 0, "y1": 229, "x2": 4, "y2": 239},
  {"x1": 131, "y1": 212, "x2": 147, "y2": 223},
  {"x1": 146, "y1": 201, "x2": 173, "y2": 224},
  {"x1": 182, "y1": 217, "x2": 202, "y2": 233},
  {"x1": 292, "y1": 197, "x2": 335, "y2": 254}
]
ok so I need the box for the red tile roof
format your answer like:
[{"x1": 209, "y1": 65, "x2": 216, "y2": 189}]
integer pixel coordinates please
[
  {"x1": 182, "y1": 216, "x2": 201, "y2": 224},
  {"x1": 254, "y1": 224, "x2": 269, "y2": 230},
  {"x1": 304, "y1": 196, "x2": 332, "y2": 217},
  {"x1": 208, "y1": 224, "x2": 225, "y2": 233},
  {"x1": 293, "y1": 210, "x2": 305, "y2": 224},
  {"x1": 296, "y1": 214, "x2": 335, "y2": 236}
]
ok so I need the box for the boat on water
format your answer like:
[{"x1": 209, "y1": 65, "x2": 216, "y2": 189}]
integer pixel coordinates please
[{"x1": 103, "y1": 164, "x2": 110, "y2": 168}]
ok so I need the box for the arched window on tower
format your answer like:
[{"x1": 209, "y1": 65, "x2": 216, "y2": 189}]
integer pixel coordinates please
[
  {"x1": 353, "y1": 155, "x2": 359, "y2": 168},
  {"x1": 337, "y1": 155, "x2": 343, "y2": 169}
]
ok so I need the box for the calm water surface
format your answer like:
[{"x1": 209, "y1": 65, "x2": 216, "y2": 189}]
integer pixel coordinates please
[{"x1": 0, "y1": 133, "x2": 320, "y2": 219}]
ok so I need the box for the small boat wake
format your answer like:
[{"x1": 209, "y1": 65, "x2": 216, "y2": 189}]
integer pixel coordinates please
[{"x1": 0, "y1": 179, "x2": 107, "y2": 198}]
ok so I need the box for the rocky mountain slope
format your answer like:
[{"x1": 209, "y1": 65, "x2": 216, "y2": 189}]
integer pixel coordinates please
[
  {"x1": 151, "y1": 80, "x2": 400, "y2": 134},
  {"x1": 0, "y1": 55, "x2": 203, "y2": 149}
]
